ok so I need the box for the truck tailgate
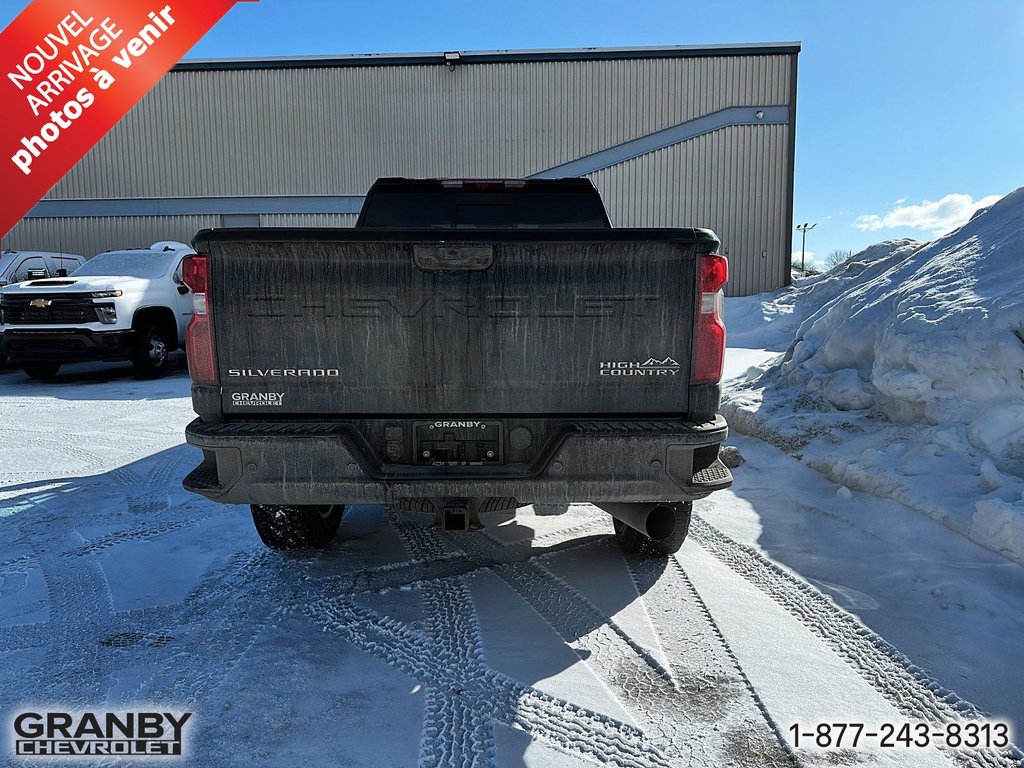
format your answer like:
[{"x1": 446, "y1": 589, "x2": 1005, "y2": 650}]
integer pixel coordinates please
[{"x1": 199, "y1": 229, "x2": 713, "y2": 416}]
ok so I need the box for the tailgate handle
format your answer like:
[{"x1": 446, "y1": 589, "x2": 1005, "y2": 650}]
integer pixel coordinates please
[{"x1": 413, "y1": 244, "x2": 493, "y2": 271}]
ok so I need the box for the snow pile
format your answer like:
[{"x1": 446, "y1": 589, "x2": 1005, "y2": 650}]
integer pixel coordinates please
[
  {"x1": 728, "y1": 238, "x2": 923, "y2": 354},
  {"x1": 724, "y1": 188, "x2": 1024, "y2": 564}
]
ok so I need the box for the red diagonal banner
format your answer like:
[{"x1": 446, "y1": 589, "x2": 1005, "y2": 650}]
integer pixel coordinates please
[{"x1": 0, "y1": 0, "x2": 256, "y2": 238}]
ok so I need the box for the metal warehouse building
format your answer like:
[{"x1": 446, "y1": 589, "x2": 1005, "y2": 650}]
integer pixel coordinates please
[{"x1": 7, "y1": 43, "x2": 799, "y2": 296}]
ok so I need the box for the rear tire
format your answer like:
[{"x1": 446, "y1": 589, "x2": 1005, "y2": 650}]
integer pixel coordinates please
[
  {"x1": 478, "y1": 497, "x2": 520, "y2": 514},
  {"x1": 250, "y1": 504, "x2": 344, "y2": 550},
  {"x1": 612, "y1": 501, "x2": 692, "y2": 556},
  {"x1": 132, "y1": 323, "x2": 172, "y2": 378},
  {"x1": 22, "y1": 362, "x2": 61, "y2": 380}
]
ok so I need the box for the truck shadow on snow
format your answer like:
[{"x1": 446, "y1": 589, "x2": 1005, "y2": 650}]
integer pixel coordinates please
[
  {"x1": 0, "y1": 445, "x2": 786, "y2": 767},
  {"x1": 0, "y1": 355, "x2": 190, "y2": 399}
]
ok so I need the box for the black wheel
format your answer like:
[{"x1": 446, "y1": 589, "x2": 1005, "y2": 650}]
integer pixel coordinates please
[
  {"x1": 390, "y1": 498, "x2": 435, "y2": 514},
  {"x1": 132, "y1": 324, "x2": 172, "y2": 377},
  {"x1": 612, "y1": 501, "x2": 692, "y2": 556},
  {"x1": 250, "y1": 504, "x2": 344, "y2": 550},
  {"x1": 22, "y1": 362, "x2": 61, "y2": 380},
  {"x1": 478, "y1": 497, "x2": 520, "y2": 514}
]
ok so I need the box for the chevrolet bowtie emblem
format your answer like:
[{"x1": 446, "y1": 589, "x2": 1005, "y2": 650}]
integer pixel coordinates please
[{"x1": 29, "y1": 299, "x2": 52, "y2": 308}]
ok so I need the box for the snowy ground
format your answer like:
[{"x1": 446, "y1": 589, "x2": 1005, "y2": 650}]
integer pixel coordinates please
[{"x1": 0, "y1": 351, "x2": 1021, "y2": 767}]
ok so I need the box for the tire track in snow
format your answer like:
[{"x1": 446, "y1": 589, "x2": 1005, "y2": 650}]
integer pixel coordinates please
[
  {"x1": 387, "y1": 513, "x2": 496, "y2": 767},
  {"x1": 624, "y1": 552, "x2": 799, "y2": 767},
  {"x1": 4, "y1": 428, "x2": 111, "y2": 475},
  {"x1": 390, "y1": 508, "x2": 459, "y2": 561},
  {"x1": 385, "y1": 510, "x2": 673, "y2": 768},
  {"x1": 0, "y1": 471, "x2": 280, "y2": 712},
  {"x1": 72, "y1": 514, "x2": 214, "y2": 557},
  {"x1": 408, "y1": 512, "x2": 793, "y2": 767},
  {"x1": 514, "y1": 517, "x2": 611, "y2": 548},
  {"x1": 109, "y1": 466, "x2": 146, "y2": 487},
  {"x1": 141, "y1": 549, "x2": 285, "y2": 705},
  {"x1": 418, "y1": 579, "x2": 496, "y2": 768},
  {"x1": 690, "y1": 516, "x2": 1024, "y2": 768},
  {"x1": 4, "y1": 499, "x2": 660, "y2": 768},
  {"x1": 469, "y1": 535, "x2": 676, "y2": 683},
  {"x1": 320, "y1": 530, "x2": 601, "y2": 598},
  {"x1": 304, "y1": 596, "x2": 669, "y2": 768},
  {"x1": 70, "y1": 549, "x2": 289, "y2": 720},
  {"x1": 19, "y1": 550, "x2": 118, "y2": 705},
  {"x1": 0, "y1": 490, "x2": 118, "y2": 705},
  {"x1": 0, "y1": 553, "x2": 37, "y2": 578},
  {"x1": 143, "y1": 451, "x2": 192, "y2": 491}
]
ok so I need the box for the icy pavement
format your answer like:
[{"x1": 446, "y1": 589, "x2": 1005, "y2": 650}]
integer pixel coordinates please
[{"x1": 0, "y1": 360, "x2": 1021, "y2": 767}]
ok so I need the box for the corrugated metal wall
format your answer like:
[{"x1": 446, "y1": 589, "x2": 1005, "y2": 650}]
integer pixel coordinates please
[
  {"x1": 589, "y1": 124, "x2": 791, "y2": 296},
  {"x1": 12, "y1": 49, "x2": 796, "y2": 295},
  {"x1": 44, "y1": 55, "x2": 792, "y2": 198},
  {"x1": 259, "y1": 214, "x2": 359, "y2": 228}
]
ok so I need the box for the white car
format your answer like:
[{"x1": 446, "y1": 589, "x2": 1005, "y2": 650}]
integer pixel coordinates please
[
  {"x1": 0, "y1": 242, "x2": 196, "y2": 380},
  {"x1": 0, "y1": 250, "x2": 86, "y2": 286}
]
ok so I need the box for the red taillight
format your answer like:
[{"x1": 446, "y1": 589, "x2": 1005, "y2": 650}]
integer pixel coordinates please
[
  {"x1": 182, "y1": 254, "x2": 218, "y2": 385},
  {"x1": 183, "y1": 254, "x2": 207, "y2": 294},
  {"x1": 700, "y1": 253, "x2": 729, "y2": 295},
  {"x1": 692, "y1": 253, "x2": 728, "y2": 384}
]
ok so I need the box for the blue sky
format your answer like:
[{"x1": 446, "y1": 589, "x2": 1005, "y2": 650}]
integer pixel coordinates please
[{"x1": 5, "y1": 0, "x2": 1022, "y2": 265}]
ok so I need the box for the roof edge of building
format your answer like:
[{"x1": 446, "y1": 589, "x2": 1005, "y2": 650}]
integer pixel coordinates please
[{"x1": 172, "y1": 42, "x2": 802, "y2": 72}]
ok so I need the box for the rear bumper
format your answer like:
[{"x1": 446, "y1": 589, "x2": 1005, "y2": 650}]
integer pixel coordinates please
[
  {"x1": 0, "y1": 329, "x2": 135, "y2": 362},
  {"x1": 183, "y1": 416, "x2": 732, "y2": 506}
]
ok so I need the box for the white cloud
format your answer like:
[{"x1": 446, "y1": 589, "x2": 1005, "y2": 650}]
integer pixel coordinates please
[
  {"x1": 855, "y1": 192, "x2": 1003, "y2": 236},
  {"x1": 855, "y1": 214, "x2": 885, "y2": 231},
  {"x1": 791, "y1": 249, "x2": 818, "y2": 267}
]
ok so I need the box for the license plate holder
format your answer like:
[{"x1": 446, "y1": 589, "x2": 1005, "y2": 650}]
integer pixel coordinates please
[{"x1": 414, "y1": 421, "x2": 503, "y2": 466}]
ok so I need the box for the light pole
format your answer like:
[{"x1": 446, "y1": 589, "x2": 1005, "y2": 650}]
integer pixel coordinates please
[{"x1": 796, "y1": 222, "x2": 817, "y2": 272}]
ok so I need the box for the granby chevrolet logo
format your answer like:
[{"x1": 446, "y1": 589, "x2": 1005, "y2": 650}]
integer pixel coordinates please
[
  {"x1": 11, "y1": 710, "x2": 192, "y2": 757},
  {"x1": 29, "y1": 298, "x2": 51, "y2": 307},
  {"x1": 231, "y1": 391, "x2": 283, "y2": 406}
]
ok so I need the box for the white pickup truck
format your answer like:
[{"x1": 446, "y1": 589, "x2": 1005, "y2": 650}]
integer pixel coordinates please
[
  {"x1": 0, "y1": 250, "x2": 86, "y2": 287},
  {"x1": 0, "y1": 241, "x2": 196, "y2": 380}
]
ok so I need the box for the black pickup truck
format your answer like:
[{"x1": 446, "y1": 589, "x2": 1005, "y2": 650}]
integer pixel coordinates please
[{"x1": 182, "y1": 178, "x2": 732, "y2": 555}]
